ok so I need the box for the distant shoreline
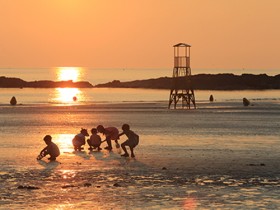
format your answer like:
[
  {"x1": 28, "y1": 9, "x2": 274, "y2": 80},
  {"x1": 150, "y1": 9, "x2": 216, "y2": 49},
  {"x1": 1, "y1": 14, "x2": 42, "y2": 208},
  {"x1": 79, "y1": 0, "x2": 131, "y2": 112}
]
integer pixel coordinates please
[
  {"x1": 0, "y1": 76, "x2": 93, "y2": 88},
  {"x1": 1, "y1": 73, "x2": 280, "y2": 90},
  {"x1": 95, "y1": 73, "x2": 280, "y2": 90}
]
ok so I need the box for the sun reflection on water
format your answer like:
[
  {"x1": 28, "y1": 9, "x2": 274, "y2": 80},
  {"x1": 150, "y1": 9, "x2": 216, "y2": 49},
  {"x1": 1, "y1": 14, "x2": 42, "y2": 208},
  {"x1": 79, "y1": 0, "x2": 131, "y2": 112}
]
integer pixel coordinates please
[
  {"x1": 53, "y1": 67, "x2": 86, "y2": 104},
  {"x1": 61, "y1": 169, "x2": 77, "y2": 179},
  {"x1": 183, "y1": 196, "x2": 198, "y2": 210},
  {"x1": 53, "y1": 134, "x2": 74, "y2": 153},
  {"x1": 54, "y1": 88, "x2": 82, "y2": 103}
]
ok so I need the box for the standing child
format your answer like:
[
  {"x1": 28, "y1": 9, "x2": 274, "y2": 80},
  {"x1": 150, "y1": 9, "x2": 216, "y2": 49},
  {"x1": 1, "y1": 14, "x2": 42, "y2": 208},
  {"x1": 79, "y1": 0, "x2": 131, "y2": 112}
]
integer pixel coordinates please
[
  {"x1": 72, "y1": 128, "x2": 89, "y2": 151},
  {"x1": 37, "y1": 135, "x2": 60, "y2": 161},
  {"x1": 87, "y1": 128, "x2": 102, "y2": 151},
  {"x1": 119, "y1": 124, "x2": 139, "y2": 158}
]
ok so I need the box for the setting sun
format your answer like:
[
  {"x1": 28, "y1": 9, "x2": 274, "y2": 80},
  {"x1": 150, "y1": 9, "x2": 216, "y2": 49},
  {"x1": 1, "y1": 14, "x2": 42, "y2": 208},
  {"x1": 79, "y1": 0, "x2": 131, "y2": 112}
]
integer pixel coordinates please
[
  {"x1": 1, "y1": 1, "x2": 280, "y2": 209},
  {"x1": 57, "y1": 67, "x2": 82, "y2": 82}
]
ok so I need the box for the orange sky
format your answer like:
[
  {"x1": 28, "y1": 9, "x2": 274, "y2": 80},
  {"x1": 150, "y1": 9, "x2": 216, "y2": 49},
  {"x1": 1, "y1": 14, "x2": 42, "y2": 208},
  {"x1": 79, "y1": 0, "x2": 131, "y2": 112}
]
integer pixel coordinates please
[{"x1": 0, "y1": 0, "x2": 279, "y2": 70}]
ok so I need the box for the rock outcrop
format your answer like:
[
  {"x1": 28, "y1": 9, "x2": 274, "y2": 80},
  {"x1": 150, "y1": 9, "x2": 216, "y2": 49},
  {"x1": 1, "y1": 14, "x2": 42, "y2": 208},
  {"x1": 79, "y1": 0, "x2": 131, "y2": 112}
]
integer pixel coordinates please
[
  {"x1": 0, "y1": 76, "x2": 93, "y2": 88},
  {"x1": 95, "y1": 74, "x2": 280, "y2": 90}
]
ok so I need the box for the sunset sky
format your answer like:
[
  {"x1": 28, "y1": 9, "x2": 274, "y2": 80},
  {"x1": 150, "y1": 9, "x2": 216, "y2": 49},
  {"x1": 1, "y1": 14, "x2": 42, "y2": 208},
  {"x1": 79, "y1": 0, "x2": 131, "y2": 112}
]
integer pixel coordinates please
[{"x1": 0, "y1": 0, "x2": 279, "y2": 70}]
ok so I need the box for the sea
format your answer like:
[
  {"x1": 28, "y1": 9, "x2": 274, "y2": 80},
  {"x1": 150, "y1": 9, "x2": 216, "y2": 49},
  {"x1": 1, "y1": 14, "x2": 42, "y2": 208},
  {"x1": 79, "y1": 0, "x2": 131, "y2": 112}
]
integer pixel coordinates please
[{"x1": 0, "y1": 67, "x2": 279, "y2": 209}]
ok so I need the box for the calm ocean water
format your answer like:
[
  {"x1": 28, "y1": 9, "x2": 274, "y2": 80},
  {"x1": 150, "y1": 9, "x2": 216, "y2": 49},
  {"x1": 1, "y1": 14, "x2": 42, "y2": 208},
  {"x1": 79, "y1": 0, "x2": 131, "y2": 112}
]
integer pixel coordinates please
[
  {"x1": 1, "y1": 67, "x2": 279, "y2": 104},
  {"x1": 0, "y1": 68, "x2": 280, "y2": 209},
  {"x1": 0, "y1": 88, "x2": 280, "y2": 106}
]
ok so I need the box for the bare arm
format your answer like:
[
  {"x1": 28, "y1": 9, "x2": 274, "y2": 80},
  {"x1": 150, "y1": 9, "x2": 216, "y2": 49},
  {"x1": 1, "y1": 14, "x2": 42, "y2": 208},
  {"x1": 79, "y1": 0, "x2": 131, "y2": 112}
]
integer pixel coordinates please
[
  {"x1": 37, "y1": 146, "x2": 48, "y2": 160},
  {"x1": 39, "y1": 146, "x2": 48, "y2": 155},
  {"x1": 118, "y1": 132, "x2": 124, "y2": 138}
]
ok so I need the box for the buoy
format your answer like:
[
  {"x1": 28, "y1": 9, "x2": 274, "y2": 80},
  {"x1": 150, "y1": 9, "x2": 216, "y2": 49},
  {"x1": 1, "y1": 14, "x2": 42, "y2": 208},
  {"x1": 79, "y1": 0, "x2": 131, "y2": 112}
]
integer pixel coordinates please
[
  {"x1": 243, "y1": 98, "x2": 250, "y2": 106},
  {"x1": 10, "y1": 96, "x2": 17, "y2": 105},
  {"x1": 209, "y1": 95, "x2": 214, "y2": 102}
]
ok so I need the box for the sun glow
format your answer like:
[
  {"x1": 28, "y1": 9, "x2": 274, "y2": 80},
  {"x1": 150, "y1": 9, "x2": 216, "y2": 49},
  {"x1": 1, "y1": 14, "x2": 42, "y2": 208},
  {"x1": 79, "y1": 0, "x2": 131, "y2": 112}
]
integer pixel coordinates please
[
  {"x1": 184, "y1": 196, "x2": 197, "y2": 210},
  {"x1": 57, "y1": 67, "x2": 83, "y2": 82},
  {"x1": 53, "y1": 67, "x2": 86, "y2": 104},
  {"x1": 53, "y1": 134, "x2": 74, "y2": 153}
]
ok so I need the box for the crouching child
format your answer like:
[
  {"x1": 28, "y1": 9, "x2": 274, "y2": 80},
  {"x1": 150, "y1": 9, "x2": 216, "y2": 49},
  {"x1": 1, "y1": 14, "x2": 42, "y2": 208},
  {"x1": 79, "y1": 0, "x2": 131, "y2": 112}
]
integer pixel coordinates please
[
  {"x1": 87, "y1": 128, "x2": 102, "y2": 151},
  {"x1": 72, "y1": 128, "x2": 89, "y2": 151},
  {"x1": 119, "y1": 124, "x2": 139, "y2": 158},
  {"x1": 37, "y1": 135, "x2": 60, "y2": 161}
]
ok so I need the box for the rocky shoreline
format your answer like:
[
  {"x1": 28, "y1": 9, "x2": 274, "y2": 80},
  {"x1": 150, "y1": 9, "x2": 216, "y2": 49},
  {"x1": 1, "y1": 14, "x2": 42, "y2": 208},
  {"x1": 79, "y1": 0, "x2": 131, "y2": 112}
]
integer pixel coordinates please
[
  {"x1": 95, "y1": 73, "x2": 280, "y2": 90},
  {"x1": 1, "y1": 73, "x2": 280, "y2": 90},
  {"x1": 0, "y1": 76, "x2": 93, "y2": 88}
]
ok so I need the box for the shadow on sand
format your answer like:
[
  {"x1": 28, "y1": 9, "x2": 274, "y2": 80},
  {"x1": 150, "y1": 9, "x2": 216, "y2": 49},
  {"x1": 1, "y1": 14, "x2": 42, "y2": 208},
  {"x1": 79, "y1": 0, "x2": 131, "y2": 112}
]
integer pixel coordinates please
[
  {"x1": 73, "y1": 150, "x2": 91, "y2": 160},
  {"x1": 37, "y1": 159, "x2": 60, "y2": 169},
  {"x1": 88, "y1": 149, "x2": 148, "y2": 169}
]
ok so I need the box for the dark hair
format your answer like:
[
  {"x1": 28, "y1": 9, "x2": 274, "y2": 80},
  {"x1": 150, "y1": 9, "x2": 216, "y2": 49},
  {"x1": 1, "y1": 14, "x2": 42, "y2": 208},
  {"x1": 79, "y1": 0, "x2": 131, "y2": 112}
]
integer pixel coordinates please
[
  {"x1": 91, "y1": 128, "x2": 97, "y2": 133},
  {"x1": 97, "y1": 125, "x2": 105, "y2": 133},
  {"x1": 122, "y1": 124, "x2": 130, "y2": 131},
  {"x1": 80, "y1": 128, "x2": 89, "y2": 136},
  {"x1": 43, "y1": 135, "x2": 52, "y2": 142}
]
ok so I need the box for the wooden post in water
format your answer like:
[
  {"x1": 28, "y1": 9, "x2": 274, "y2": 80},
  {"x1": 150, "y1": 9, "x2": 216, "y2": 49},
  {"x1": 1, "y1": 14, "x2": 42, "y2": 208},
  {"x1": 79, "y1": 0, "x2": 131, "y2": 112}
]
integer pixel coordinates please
[{"x1": 168, "y1": 43, "x2": 196, "y2": 109}]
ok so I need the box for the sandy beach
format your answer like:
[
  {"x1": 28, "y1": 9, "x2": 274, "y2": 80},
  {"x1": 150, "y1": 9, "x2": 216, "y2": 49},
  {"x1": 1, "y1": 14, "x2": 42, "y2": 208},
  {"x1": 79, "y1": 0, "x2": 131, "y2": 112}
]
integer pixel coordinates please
[
  {"x1": 0, "y1": 99, "x2": 279, "y2": 209},
  {"x1": 2, "y1": 0, "x2": 280, "y2": 208}
]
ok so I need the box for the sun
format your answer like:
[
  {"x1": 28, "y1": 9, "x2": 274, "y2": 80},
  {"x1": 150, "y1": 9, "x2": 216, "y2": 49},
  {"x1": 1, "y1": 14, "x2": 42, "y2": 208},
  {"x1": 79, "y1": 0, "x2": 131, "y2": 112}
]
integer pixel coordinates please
[{"x1": 57, "y1": 67, "x2": 82, "y2": 82}]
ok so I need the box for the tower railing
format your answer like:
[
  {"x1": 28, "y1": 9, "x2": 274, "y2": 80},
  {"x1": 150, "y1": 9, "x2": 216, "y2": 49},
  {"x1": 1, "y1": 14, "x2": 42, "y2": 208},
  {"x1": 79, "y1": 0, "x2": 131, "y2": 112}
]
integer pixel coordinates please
[{"x1": 174, "y1": 56, "x2": 190, "y2": 68}]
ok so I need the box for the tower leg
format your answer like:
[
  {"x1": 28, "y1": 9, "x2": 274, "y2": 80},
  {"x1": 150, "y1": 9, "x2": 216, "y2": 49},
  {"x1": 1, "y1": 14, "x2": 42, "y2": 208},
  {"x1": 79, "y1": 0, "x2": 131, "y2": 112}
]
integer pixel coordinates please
[
  {"x1": 174, "y1": 90, "x2": 179, "y2": 109},
  {"x1": 168, "y1": 89, "x2": 174, "y2": 109},
  {"x1": 191, "y1": 89, "x2": 196, "y2": 109}
]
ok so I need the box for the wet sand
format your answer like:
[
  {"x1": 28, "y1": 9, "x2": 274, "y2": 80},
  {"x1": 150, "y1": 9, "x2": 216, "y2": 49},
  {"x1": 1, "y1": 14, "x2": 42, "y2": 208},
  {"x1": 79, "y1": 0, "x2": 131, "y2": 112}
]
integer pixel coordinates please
[{"x1": 0, "y1": 101, "x2": 280, "y2": 209}]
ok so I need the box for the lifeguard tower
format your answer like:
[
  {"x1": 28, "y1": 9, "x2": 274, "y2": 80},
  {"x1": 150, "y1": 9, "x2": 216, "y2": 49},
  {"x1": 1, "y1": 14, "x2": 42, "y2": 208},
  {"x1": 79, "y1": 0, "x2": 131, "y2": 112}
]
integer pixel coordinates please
[{"x1": 168, "y1": 43, "x2": 196, "y2": 109}]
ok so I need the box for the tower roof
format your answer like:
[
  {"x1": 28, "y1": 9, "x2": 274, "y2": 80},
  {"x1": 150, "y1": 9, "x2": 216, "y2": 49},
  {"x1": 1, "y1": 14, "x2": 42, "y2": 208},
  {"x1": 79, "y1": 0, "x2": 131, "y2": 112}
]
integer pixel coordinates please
[{"x1": 173, "y1": 43, "x2": 191, "y2": 47}]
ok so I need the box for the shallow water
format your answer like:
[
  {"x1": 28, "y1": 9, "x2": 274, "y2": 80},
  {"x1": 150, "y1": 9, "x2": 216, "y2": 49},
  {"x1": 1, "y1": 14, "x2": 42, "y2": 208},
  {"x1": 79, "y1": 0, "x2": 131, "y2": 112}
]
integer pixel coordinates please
[
  {"x1": 0, "y1": 95, "x2": 280, "y2": 209},
  {"x1": 1, "y1": 88, "x2": 280, "y2": 105}
]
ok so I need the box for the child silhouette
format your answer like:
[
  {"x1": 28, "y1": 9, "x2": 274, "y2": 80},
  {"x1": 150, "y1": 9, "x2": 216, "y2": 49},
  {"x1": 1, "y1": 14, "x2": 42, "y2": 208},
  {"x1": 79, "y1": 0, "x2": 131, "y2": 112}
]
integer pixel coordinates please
[{"x1": 37, "y1": 135, "x2": 60, "y2": 161}]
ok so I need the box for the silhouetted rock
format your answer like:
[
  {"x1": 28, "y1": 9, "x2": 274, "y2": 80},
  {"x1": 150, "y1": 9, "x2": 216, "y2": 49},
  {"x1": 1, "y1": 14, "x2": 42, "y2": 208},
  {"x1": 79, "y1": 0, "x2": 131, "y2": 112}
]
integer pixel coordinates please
[
  {"x1": 209, "y1": 95, "x2": 214, "y2": 102},
  {"x1": 243, "y1": 98, "x2": 250, "y2": 106},
  {"x1": 10, "y1": 96, "x2": 17, "y2": 105},
  {"x1": 0, "y1": 76, "x2": 26, "y2": 88},
  {"x1": 248, "y1": 164, "x2": 257, "y2": 166},
  {"x1": 95, "y1": 74, "x2": 280, "y2": 90},
  {"x1": 2, "y1": 74, "x2": 280, "y2": 90},
  {"x1": 0, "y1": 76, "x2": 93, "y2": 88},
  {"x1": 84, "y1": 183, "x2": 92, "y2": 187},
  {"x1": 27, "y1": 80, "x2": 93, "y2": 88},
  {"x1": 113, "y1": 183, "x2": 121, "y2": 187},
  {"x1": 61, "y1": 185, "x2": 76, "y2": 188},
  {"x1": 17, "y1": 185, "x2": 40, "y2": 190}
]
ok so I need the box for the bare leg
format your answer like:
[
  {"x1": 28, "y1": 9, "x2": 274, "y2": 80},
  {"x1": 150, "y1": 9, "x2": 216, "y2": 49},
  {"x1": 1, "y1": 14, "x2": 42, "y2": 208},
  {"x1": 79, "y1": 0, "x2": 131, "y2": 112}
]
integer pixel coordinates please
[
  {"x1": 105, "y1": 137, "x2": 112, "y2": 150},
  {"x1": 87, "y1": 140, "x2": 93, "y2": 150},
  {"x1": 87, "y1": 139, "x2": 91, "y2": 146},
  {"x1": 48, "y1": 156, "x2": 56, "y2": 161},
  {"x1": 130, "y1": 146, "x2": 135, "y2": 158},
  {"x1": 115, "y1": 140, "x2": 120, "y2": 148},
  {"x1": 121, "y1": 143, "x2": 129, "y2": 157}
]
